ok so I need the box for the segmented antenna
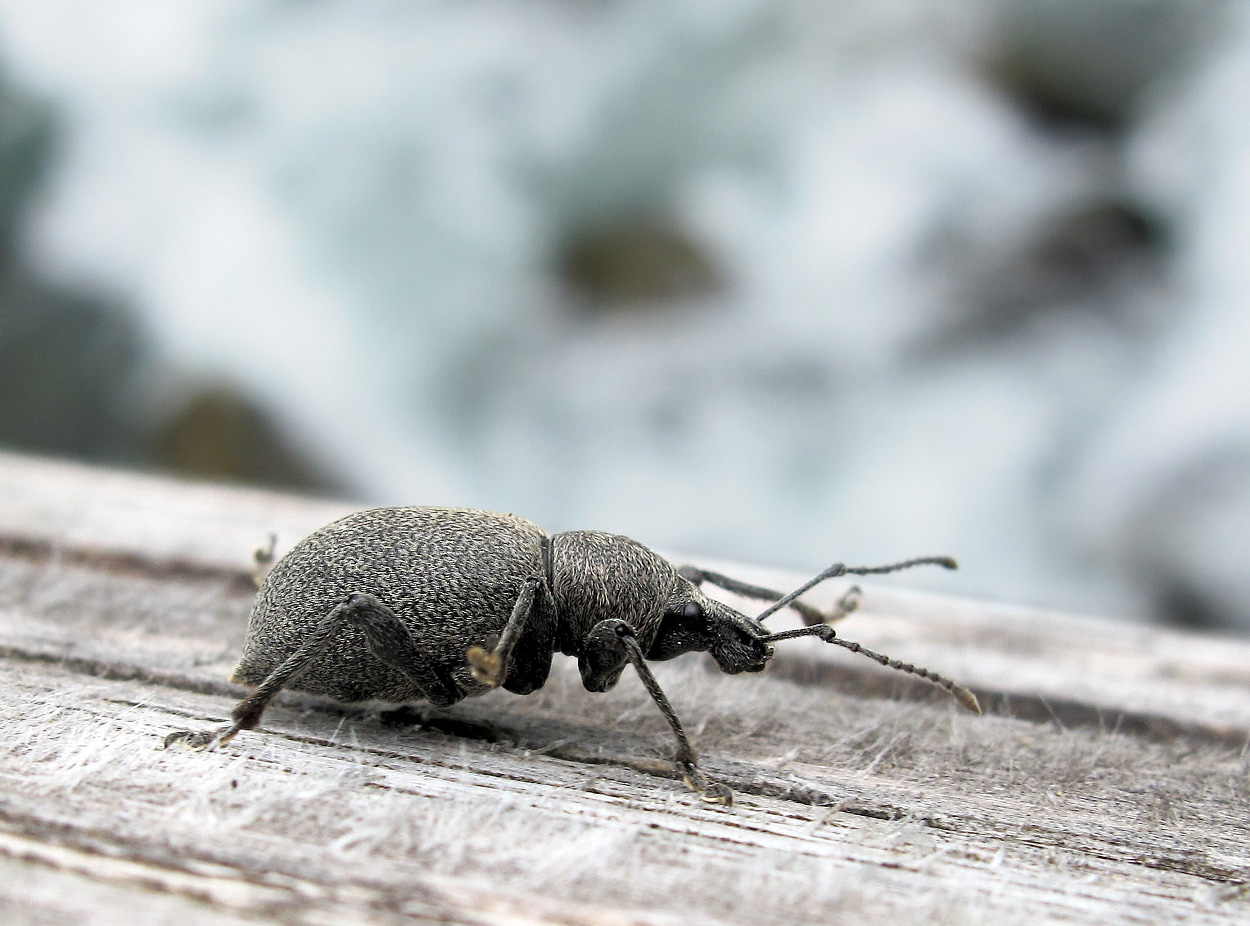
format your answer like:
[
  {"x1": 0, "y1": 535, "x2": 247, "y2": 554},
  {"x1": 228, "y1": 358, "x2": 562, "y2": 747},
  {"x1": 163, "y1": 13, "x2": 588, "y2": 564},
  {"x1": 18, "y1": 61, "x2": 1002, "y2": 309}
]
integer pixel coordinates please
[
  {"x1": 754, "y1": 556, "x2": 958, "y2": 624},
  {"x1": 832, "y1": 636, "x2": 981, "y2": 714},
  {"x1": 759, "y1": 623, "x2": 980, "y2": 713}
]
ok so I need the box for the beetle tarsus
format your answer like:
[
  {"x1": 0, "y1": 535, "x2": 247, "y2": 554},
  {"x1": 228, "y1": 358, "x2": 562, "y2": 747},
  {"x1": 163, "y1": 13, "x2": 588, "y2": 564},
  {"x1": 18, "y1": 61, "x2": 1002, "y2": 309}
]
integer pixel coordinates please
[
  {"x1": 827, "y1": 585, "x2": 862, "y2": 623},
  {"x1": 465, "y1": 575, "x2": 543, "y2": 689},
  {"x1": 163, "y1": 729, "x2": 213, "y2": 749},
  {"x1": 699, "y1": 781, "x2": 734, "y2": 806},
  {"x1": 163, "y1": 724, "x2": 241, "y2": 751},
  {"x1": 466, "y1": 646, "x2": 504, "y2": 687},
  {"x1": 680, "y1": 761, "x2": 734, "y2": 806},
  {"x1": 251, "y1": 533, "x2": 277, "y2": 587}
]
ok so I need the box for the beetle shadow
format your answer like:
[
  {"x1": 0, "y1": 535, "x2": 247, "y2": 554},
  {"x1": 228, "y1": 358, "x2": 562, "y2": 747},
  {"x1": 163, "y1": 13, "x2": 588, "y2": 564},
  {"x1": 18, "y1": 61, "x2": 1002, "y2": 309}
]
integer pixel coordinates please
[{"x1": 376, "y1": 704, "x2": 503, "y2": 743}]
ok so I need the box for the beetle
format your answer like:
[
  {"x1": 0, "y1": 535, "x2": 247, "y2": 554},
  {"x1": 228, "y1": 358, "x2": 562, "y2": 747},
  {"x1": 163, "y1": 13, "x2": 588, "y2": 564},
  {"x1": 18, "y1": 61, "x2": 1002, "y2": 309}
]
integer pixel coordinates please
[{"x1": 166, "y1": 506, "x2": 980, "y2": 804}]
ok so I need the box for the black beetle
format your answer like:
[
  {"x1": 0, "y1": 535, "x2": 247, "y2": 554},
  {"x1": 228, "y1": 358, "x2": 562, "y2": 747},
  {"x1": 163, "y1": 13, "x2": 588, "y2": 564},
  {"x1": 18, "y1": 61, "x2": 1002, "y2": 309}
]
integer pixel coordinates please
[{"x1": 166, "y1": 506, "x2": 979, "y2": 804}]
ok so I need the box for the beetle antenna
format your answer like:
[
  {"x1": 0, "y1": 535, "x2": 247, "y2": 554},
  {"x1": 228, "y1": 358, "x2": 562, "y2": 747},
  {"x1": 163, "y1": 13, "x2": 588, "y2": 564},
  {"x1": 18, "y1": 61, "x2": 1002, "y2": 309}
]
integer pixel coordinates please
[
  {"x1": 832, "y1": 636, "x2": 980, "y2": 713},
  {"x1": 754, "y1": 557, "x2": 957, "y2": 624},
  {"x1": 759, "y1": 623, "x2": 980, "y2": 713}
]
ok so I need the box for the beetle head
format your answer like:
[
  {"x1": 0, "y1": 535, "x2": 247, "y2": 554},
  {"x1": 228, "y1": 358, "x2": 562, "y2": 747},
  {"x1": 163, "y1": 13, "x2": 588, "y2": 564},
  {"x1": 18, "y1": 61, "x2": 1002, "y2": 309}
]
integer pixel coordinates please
[{"x1": 648, "y1": 594, "x2": 773, "y2": 674}]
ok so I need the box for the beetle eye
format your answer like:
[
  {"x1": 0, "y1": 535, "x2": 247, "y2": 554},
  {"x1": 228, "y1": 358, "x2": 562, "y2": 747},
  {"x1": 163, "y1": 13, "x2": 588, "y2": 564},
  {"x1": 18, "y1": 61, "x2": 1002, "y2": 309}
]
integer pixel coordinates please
[{"x1": 681, "y1": 601, "x2": 703, "y2": 621}]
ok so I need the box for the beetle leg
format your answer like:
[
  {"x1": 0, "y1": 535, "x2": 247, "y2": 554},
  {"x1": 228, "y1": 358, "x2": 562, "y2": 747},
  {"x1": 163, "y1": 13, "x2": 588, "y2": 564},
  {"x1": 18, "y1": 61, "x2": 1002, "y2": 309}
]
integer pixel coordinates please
[
  {"x1": 164, "y1": 592, "x2": 455, "y2": 750},
  {"x1": 466, "y1": 575, "x2": 540, "y2": 688},
  {"x1": 678, "y1": 565, "x2": 856, "y2": 626},
  {"x1": 615, "y1": 627, "x2": 733, "y2": 806},
  {"x1": 165, "y1": 594, "x2": 360, "y2": 749},
  {"x1": 251, "y1": 532, "x2": 277, "y2": 587},
  {"x1": 348, "y1": 593, "x2": 459, "y2": 707}
]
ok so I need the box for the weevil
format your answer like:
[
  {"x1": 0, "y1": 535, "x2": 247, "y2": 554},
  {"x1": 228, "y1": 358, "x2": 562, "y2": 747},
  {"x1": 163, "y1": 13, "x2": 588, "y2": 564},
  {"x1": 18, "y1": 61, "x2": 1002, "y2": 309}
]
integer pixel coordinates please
[{"x1": 165, "y1": 506, "x2": 980, "y2": 804}]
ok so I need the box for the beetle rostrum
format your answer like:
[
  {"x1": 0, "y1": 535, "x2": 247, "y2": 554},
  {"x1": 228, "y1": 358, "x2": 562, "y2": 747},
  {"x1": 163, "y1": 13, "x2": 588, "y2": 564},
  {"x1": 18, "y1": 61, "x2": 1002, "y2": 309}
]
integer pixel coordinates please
[{"x1": 165, "y1": 506, "x2": 980, "y2": 805}]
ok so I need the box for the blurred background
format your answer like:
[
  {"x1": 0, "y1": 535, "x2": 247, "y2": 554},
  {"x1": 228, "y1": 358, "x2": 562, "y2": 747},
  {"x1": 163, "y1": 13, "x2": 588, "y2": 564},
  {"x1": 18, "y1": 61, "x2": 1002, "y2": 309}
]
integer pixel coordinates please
[{"x1": 0, "y1": 0, "x2": 1247, "y2": 631}]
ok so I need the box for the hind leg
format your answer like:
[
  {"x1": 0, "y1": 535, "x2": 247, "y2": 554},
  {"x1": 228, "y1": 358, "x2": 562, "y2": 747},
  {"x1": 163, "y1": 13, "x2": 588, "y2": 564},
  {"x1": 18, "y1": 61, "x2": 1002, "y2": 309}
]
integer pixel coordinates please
[{"x1": 165, "y1": 592, "x2": 457, "y2": 749}]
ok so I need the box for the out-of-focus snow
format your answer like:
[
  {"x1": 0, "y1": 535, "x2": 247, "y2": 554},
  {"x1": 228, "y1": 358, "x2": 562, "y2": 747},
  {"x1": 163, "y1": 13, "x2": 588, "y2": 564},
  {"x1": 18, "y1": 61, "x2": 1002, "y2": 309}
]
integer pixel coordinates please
[{"x1": 0, "y1": 0, "x2": 1245, "y2": 627}]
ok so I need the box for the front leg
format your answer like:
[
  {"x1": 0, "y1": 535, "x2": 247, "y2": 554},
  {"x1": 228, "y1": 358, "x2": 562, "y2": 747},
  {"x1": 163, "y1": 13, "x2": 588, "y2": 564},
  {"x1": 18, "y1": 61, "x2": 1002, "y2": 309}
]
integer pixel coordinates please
[{"x1": 580, "y1": 619, "x2": 733, "y2": 805}]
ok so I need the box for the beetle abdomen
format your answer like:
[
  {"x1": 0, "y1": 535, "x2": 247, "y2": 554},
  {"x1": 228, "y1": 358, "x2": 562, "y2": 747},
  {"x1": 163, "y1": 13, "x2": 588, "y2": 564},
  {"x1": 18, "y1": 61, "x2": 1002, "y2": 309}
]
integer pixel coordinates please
[{"x1": 233, "y1": 506, "x2": 548, "y2": 703}]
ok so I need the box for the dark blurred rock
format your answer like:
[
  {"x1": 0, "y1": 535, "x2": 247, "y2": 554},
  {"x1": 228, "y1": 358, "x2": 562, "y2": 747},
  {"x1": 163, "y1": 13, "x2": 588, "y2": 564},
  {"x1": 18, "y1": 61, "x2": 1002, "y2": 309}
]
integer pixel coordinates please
[
  {"x1": 154, "y1": 386, "x2": 342, "y2": 495},
  {"x1": 987, "y1": 0, "x2": 1219, "y2": 130},
  {"x1": 0, "y1": 68, "x2": 152, "y2": 466},
  {"x1": 557, "y1": 218, "x2": 721, "y2": 310},
  {"x1": 1028, "y1": 200, "x2": 1165, "y2": 287},
  {"x1": 987, "y1": 198, "x2": 1166, "y2": 329},
  {"x1": 1153, "y1": 577, "x2": 1230, "y2": 632},
  {"x1": 928, "y1": 197, "x2": 1169, "y2": 352},
  {"x1": 0, "y1": 74, "x2": 55, "y2": 255},
  {"x1": 0, "y1": 66, "x2": 342, "y2": 496},
  {"x1": 1127, "y1": 448, "x2": 1250, "y2": 633},
  {"x1": 0, "y1": 269, "x2": 150, "y2": 463}
]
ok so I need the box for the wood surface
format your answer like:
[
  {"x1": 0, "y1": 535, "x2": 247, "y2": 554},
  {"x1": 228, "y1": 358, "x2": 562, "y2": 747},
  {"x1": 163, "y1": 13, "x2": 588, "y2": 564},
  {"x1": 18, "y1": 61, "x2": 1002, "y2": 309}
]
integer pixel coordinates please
[{"x1": 0, "y1": 450, "x2": 1247, "y2": 925}]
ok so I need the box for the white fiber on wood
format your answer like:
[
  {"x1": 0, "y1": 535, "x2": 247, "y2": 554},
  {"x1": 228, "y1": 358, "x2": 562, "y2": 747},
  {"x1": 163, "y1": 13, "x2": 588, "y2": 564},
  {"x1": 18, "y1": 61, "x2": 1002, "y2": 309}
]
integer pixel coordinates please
[{"x1": 0, "y1": 454, "x2": 1247, "y2": 925}]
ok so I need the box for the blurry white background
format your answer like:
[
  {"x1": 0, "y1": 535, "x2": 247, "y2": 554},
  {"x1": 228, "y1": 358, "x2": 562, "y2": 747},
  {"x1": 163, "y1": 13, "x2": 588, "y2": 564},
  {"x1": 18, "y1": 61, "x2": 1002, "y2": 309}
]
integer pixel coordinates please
[{"x1": 0, "y1": 0, "x2": 1247, "y2": 630}]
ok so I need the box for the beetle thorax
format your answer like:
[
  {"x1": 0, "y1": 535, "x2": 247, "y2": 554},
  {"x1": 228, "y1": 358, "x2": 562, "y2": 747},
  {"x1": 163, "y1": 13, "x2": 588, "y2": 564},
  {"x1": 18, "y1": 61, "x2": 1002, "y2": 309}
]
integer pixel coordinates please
[{"x1": 549, "y1": 530, "x2": 683, "y2": 656}]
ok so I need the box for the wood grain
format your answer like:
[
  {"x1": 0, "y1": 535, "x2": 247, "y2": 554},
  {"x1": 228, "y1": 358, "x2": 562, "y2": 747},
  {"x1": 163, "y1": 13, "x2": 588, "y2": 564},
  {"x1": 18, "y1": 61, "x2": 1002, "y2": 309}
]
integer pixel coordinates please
[{"x1": 1, "y1": 450, "x2": 1247, "y2": 925}]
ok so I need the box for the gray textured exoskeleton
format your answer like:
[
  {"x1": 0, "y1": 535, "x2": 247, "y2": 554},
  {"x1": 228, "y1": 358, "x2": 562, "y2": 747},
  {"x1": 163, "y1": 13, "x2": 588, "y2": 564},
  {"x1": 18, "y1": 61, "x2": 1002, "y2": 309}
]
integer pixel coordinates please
[{"x1": 166, "y1": 506, "x2": 980, "y2": 804}]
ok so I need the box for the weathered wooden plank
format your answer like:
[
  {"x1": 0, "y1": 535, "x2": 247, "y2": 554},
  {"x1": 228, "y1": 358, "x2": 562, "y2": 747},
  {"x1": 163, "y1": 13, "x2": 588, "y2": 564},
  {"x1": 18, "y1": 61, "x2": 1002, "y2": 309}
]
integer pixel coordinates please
[
  {"x1": 1, "y1": 452, "x2": 1248, "y2": 925},
  {"x1": 6, "y1": 449, "x2": 1249, "y2": 746},
  {"x1": 0, "y1": 450, "x2": 352, "y2": 572}
]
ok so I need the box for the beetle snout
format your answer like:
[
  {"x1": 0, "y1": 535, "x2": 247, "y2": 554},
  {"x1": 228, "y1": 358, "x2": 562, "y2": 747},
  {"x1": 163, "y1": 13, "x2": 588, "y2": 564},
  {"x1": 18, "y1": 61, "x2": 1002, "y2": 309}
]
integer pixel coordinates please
[
  {"x1": 712, "y1": 631, "x2": 773, "y2": 675},
  {"x1": 741, "y1": 642, "x2": 774, "y2": 673},
  {"x1": 743, "y1": 642, "x2": 774, "y2": 672},
  {"x1": 580, "y1": 665, "x2": 619, "y2": 692}
]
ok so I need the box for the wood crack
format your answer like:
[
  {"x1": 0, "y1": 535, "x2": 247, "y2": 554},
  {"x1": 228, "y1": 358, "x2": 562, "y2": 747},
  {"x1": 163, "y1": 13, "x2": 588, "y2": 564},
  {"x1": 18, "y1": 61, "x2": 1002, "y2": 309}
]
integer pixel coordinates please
[{"x1": 0, "y1": 532, "x2": 257, "y2": 596}]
